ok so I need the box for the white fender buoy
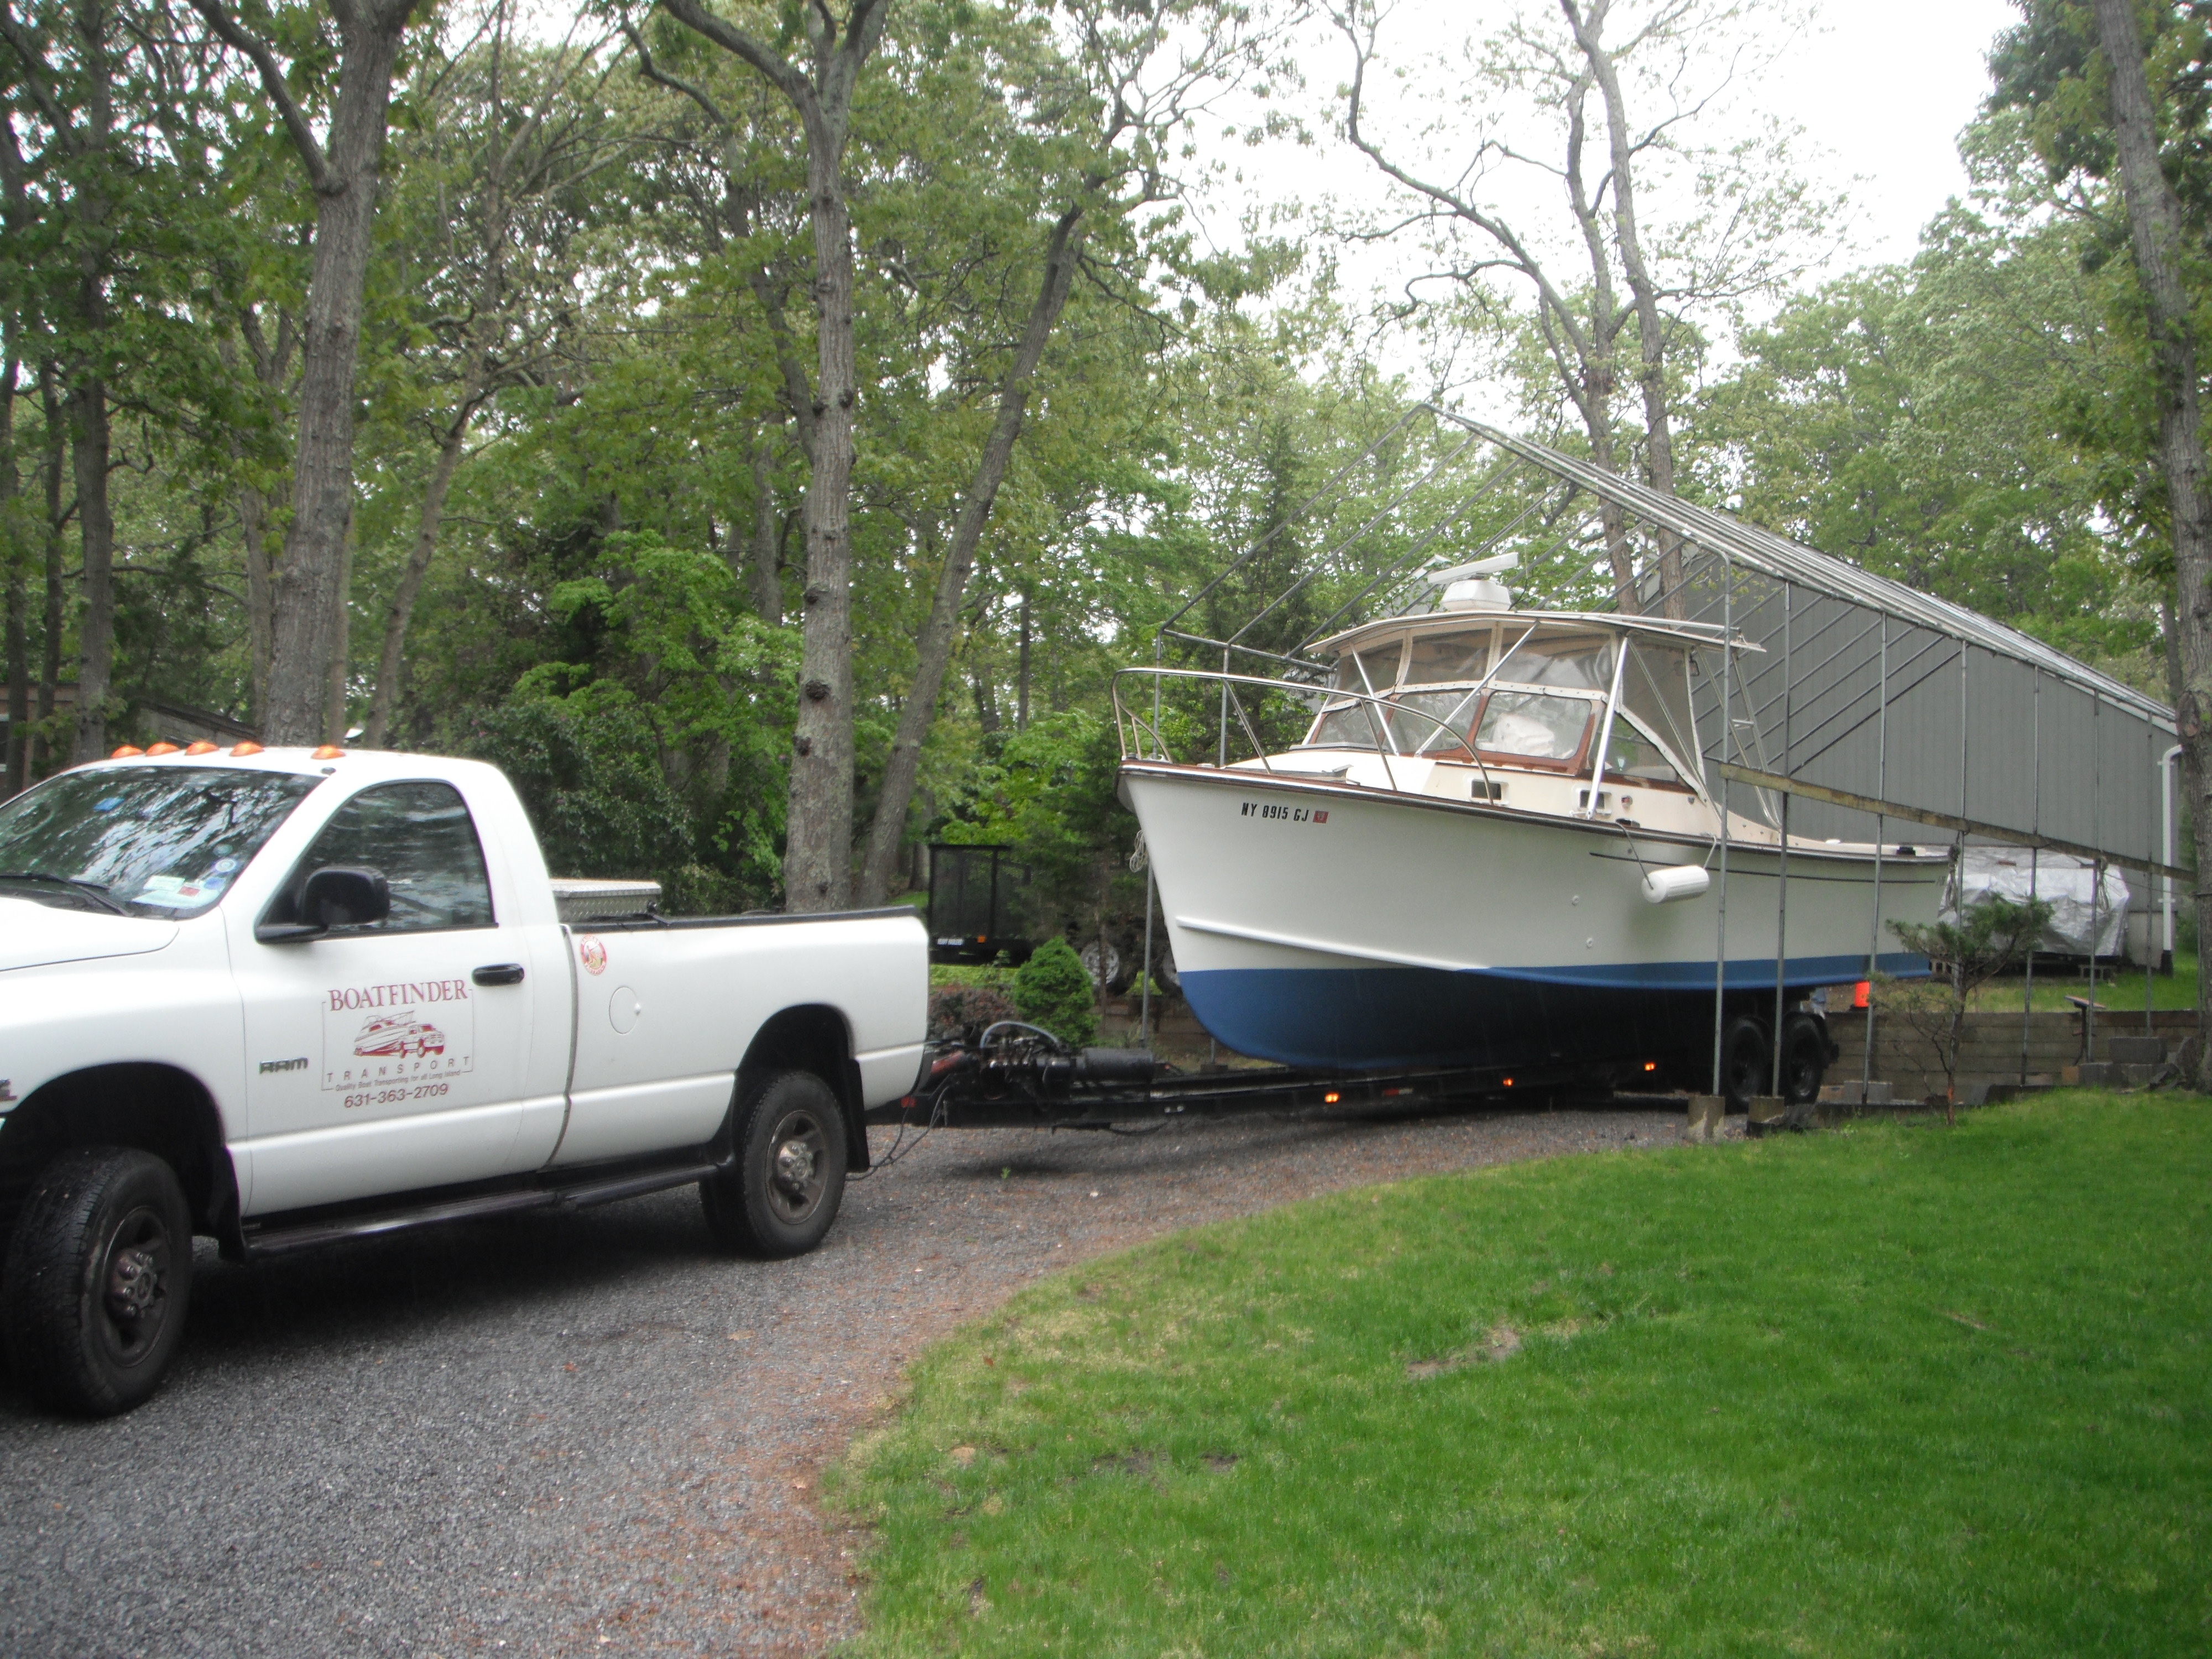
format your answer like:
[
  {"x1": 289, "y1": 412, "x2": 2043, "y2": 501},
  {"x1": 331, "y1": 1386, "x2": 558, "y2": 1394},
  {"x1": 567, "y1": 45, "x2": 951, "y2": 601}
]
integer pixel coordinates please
[{"x1": 1642, "y1": 864, "x2": 1712, "y2": 905}]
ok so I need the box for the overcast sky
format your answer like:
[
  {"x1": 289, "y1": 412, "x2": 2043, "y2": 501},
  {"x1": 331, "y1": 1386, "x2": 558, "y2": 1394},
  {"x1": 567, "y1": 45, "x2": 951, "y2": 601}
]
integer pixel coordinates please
[
  {"x1": 1186, "y1": 0, "x2": 2026, "y2": 344},
  {"x1": 1762, "y1": 0, "x2": 2021, "y2": 263}
]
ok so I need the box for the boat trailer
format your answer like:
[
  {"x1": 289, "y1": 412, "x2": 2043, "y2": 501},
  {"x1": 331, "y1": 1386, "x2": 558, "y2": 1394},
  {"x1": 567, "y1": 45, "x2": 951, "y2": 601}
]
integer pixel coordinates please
[{"x1": 865, "y1": 1021, "x2": 1633, "y2": 1133}]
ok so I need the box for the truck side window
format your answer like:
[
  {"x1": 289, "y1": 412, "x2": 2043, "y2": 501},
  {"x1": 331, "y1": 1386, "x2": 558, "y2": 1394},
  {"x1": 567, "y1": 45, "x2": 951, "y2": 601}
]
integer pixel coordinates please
[{"x1": 279, "y1": 781, "x2": 495, "y2": 932}]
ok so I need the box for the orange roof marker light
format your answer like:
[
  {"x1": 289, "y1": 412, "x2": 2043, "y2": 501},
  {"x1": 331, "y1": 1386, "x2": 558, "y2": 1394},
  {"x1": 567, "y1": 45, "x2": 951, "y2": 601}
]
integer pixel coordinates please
[
  {"x1": 231, "y1": 740, "x2": 264, "y2": 757},
  {"x1": 311, "y1": 744, "x2": 346, "y2": 759},
  {"x1": 145, "y1": 742, "x2": 181, "y2": 756},
  {"x1": 111, "y1": 744, "x2": 144, "y2": 758},
  {"x1": 184, "y1": 740, "x2": 218, "y2": 755}
]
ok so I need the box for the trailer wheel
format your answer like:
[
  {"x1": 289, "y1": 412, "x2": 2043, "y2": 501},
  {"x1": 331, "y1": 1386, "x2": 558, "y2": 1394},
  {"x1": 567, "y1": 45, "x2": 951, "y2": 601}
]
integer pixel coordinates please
[
  {"x1": 1779, "y1": 1014, "x2": 1829, "y2": 1106},
  {"x1": 2, "y1": 1147, "x2": 195, "y2": 1417},
  {"x1": 701, "y1": 1071, "x2": 848, "y2": 1259},
  {"x1": 1720, "y1": 1016, "x2": 1771, "y2": 1115}
]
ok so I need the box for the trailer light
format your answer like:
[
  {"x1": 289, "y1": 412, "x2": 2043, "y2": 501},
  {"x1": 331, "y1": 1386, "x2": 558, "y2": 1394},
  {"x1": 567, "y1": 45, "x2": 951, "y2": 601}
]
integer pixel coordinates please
[
  {"x1": 311, "y1": 744, "x2": 346, "y2": 759},
  {"x1": 1503, "y1": 1077, "x2": 1514, "y2": 1088},
  {"x1": 1644, "y1": 1061, "x2": 1658, "y2": 1072},
  {"x1": 1324, "y1": 1091, "x2": 1340, "y2": 1104},
  {"x1": 184, "y1": 740, "x2": 218, "y2": 755},
  {"x1": 1854, "y1": 980, "x2": 1871, "y2": 1009},
  {"x1": 111, "y1": 744, "x2": 144, "y2": 758},
  {"x1": 145, "y1": 742, "x2": 180, "y2": 755},
  {"x1": 232, "y1": 740, "x2": 264, "y2": 756}
]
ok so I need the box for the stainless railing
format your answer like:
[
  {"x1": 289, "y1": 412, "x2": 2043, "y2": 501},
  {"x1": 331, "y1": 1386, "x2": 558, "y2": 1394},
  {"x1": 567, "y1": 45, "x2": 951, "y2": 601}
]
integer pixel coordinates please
[{"x1": 1110, "y1": 665, "x2": 1508, "y2": 803}]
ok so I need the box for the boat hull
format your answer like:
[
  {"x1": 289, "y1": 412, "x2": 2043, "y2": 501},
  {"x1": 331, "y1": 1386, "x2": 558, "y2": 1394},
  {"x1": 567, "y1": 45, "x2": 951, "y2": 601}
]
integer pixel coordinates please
[{"x1": 1121, "y1": 763, "x2": 1944, "y2": 1072}]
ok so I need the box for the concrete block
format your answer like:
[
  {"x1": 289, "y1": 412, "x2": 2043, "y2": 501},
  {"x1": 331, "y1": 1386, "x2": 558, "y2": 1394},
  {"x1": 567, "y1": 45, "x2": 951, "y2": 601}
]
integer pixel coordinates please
[
  {"x1": 1819, "y1": 1080, "x2": 1895, "y2": 1106},
  {"x1": 2120, "y1": 1062, "x2": 2162, "y2": 1088},
  {"x1": 2068, "y1": 1062, "x2": 2115, "y2": 1087},
  {"x1": 1683, "y1": 1094, "x2": 1724, "y2": 1142},
  {"x1": 1746, "y1": 1095, "x2": 1785, "y2": 1136},
  {"x1": 2106, "y1": 1035, "x2": 2166, "y2": 1066}
]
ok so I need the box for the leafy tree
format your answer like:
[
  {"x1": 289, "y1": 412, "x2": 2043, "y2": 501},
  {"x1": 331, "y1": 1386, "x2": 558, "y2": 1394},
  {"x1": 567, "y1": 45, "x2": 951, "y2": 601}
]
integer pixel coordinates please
[
  {"x1": 1883, "y1": 894, "x2": 2056, "y2": 1120},
  {"x1": 1694, "y1": 204, "x2": 2158, "y2": 664}
]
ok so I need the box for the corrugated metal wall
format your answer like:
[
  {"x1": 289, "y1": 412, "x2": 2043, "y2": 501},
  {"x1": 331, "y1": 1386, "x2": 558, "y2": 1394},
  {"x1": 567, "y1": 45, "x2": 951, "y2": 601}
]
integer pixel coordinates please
[{"x1": 1681, "y1": 560, "x2": 2172, "y2": 884}]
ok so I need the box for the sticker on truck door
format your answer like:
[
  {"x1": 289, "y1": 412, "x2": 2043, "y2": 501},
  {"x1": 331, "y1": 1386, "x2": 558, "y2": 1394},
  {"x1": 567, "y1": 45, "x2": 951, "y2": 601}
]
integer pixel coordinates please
[{"x1": 322, "y1": 978, "x2": 476, "y2": 1093}]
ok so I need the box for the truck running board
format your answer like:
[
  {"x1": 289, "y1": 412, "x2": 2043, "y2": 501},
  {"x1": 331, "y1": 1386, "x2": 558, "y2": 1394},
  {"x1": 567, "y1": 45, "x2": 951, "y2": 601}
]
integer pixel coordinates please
[{"x1": 242, "y1": 1160, "x2": 728, "y2": 1259}]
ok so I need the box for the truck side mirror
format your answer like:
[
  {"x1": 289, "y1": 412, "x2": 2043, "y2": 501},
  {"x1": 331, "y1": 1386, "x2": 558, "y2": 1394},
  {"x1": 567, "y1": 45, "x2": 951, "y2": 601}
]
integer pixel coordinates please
[{"x1": 255, "y1": 865, "x2": 391, "y2": 942}]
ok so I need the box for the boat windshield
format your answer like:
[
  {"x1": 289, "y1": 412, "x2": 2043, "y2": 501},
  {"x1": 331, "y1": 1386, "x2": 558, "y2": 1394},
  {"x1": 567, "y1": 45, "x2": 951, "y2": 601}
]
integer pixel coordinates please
[
  {"x1": 1475, "y1": 692, "x2": 1594, "y2": 766},
  {"x1": 1298, "y1": 624, "x2": 1701, "y2": 785},
  {"x1": 1598, "y1": 719, "x2": 1691, "y2": 790}
]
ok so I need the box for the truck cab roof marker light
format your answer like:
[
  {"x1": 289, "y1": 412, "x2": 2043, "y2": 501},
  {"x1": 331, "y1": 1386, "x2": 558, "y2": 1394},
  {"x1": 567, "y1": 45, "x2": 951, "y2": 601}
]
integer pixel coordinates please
[
  {"x1": 232, "y1": 740, "x2": 264, "y2": 756},
  {"x1": 311, "y1": 745, "x2": 346, "y2": 759},
  {"x1": 144, "y1": 742, "x2": 180, "y2": 756},
  {"x1": 111, "y1": 744, "x2": 144, "y2": 758},
  {"x1": 184, "y1": 741, "x2": 218, "y2": 755}
]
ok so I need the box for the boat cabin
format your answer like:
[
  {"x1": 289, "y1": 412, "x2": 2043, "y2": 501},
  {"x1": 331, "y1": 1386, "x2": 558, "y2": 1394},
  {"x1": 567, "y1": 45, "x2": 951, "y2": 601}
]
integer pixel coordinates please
[{"x1": 1272, "y1": 610, "x2": 1728, "y2": 836}]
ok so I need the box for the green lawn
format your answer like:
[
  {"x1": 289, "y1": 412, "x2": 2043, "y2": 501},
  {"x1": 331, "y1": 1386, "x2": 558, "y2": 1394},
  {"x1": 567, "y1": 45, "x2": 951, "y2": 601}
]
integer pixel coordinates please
[
  {"x1": 831, "y1": 1095, "x2": 2212, "y2": 1656},
  {"x1": 1964, "y1": 952, "x2": 2197, "y2": 1013}
]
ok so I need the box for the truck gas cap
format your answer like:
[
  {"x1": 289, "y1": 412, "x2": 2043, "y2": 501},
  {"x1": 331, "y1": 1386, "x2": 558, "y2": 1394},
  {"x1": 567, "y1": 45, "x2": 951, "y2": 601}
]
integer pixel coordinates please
[{"x1": 609, "y1": 986, "x2": 643, "y2": 1034}]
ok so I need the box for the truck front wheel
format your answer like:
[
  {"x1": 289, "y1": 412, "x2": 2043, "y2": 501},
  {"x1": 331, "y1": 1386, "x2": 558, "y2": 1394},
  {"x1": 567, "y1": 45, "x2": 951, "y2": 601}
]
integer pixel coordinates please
[
  {"x1": 701, "y1": 1071, "x2": 848, "y2": 1259},
  {"x1": 3, "y1": 1147, "x2": 195, "y2": 1416}
]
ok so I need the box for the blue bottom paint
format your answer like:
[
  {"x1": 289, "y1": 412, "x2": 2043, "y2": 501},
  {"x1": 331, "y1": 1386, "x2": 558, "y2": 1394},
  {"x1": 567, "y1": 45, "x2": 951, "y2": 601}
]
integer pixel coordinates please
[{"x1": 1181, "y1": 954, "x2": 1930, "y2": 1072}]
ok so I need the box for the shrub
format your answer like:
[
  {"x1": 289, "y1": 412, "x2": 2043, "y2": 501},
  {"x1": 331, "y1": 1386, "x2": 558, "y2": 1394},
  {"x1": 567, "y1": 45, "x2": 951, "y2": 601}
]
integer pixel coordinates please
[
  {"x1": 928, "y1": 983, "x2": 1016, "y2": 1043},
  {"x1": 1014, "y1": 937, "x2": 1097, "y2": 1049}
]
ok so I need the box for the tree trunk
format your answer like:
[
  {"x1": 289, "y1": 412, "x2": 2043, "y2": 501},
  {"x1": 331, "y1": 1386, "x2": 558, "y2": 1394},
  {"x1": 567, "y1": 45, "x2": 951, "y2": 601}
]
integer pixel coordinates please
[
  {"x1": 1563, "y1": 79, "x2": 1636, "y2": 610},
  {"x1": 1567, "y1": 0, "x2": 1684, "y2": 615},
  {"x1": 67, "y1": 376, "x2": 112, "y2": 760},
  {"x1": 972, "y1": 638, "x2": 1001, "y2": 736},
  {"x1": 2, "y1": 352, "x2": 24, "y2": 797},
  {"x1": 65, "y1": 0, "x2": 116, "y2": 760},
  {"x1": 364, "y1": 408, "x2": 470, "y2": 748},
  {"x1": 2092, "y1": 0, "x2": 2212, "y2": 1088},
  {"x1": 217, "y1": 324, "x2": 286, "y2": 726},
  {"x1": 36, "y1": 366, "x2": 62, "y2": 770},
  {"x1": 259, "y1": 11, "x2": 415, "y2": 743},
  {"x1": 783, "y1": 132, "x2": 863, "y2": 911},
  {"x1": 1016, "y1": 587, "x2": 1031, "y2": 731},
  {"x1": 653, "y1": 0, "x2": 888, "y2": 909},
  {"x1": 857, "y1": 210, "x2": 1086, "y2": 905},
  {"x1": 748, "y1": 432, "x2": 782, "y2": 624},
  {"x1": 241, "y1": 483, "x2": 275, "y2": 722},
  {"x1": 324, "y1": 508, "x2": 353, "y2": 743}
]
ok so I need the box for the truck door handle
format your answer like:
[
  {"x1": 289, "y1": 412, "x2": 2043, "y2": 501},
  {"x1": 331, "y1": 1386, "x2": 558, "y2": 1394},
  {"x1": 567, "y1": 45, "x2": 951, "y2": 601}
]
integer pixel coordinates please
[{"x1": 472, "y1": 963, "x2": 526, "y2": 987}]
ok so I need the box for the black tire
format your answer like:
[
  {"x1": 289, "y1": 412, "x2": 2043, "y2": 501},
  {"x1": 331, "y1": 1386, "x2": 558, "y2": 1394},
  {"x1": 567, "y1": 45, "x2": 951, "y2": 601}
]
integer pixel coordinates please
[
  {"x1": 1720, "y1": 1016, "x2": 1771, "y2": 1115},
  {"x1": 3, "y1": 1147, "x2": 194, "y2": 1417},
  {"x1": 700, "y1": 1071, "x2": 848, "y2": 1259},
  {"x1": 1779, "y1": 1013, "x2": 1829, "y2": 1107}
]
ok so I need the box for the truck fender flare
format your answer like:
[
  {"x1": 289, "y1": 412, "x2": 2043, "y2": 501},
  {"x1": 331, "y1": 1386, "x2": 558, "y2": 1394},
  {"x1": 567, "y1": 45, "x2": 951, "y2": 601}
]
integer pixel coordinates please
[
  {"x1": 0, "y1": 1062, "x2": 243, "y2": 1256},
  {"x1": 732, "y1": 1006, "x2": 869, "y2": 1172}
]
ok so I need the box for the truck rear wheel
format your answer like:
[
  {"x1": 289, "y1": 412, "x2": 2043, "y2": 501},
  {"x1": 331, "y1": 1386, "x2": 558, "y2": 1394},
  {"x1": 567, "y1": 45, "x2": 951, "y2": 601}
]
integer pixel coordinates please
[
  {"x1": 3, "y1": 1147, "x2": 195, "y2": 1417},
  {"x1": 701, "y1": 1071, "x2": 847, "y2": 1259}
]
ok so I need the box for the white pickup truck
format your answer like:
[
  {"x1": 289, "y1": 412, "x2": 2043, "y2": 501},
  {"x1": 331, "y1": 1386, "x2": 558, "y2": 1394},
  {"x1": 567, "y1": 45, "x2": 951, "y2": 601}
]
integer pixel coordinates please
[{"x1": 0, "y1": 744, "x2": 927, "y2": 1415}]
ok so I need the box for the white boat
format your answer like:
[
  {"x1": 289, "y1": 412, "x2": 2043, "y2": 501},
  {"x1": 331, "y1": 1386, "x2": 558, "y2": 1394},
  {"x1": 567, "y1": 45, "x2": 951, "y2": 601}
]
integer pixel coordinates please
[{"x1": 1117, "y1": 591, "x2": 1947, "y2": 1100}]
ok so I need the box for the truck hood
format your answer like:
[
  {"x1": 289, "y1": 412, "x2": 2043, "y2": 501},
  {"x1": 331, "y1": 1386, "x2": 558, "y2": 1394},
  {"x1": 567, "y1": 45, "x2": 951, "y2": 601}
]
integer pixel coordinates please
[{"x1": 0, "y1": 896, "x2": 179, "y2": 972}]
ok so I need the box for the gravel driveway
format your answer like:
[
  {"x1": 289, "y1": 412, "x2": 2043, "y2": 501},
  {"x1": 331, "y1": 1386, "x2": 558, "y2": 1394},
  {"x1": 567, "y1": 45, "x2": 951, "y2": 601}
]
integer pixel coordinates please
[{"x1": 0, "y1": 1099, "x2": 1692, "y2": 1657}]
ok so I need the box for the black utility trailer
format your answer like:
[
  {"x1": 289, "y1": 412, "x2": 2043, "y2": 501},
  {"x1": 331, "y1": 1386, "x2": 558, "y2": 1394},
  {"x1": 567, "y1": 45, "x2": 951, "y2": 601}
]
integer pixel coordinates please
[{"x1": 925, "y1": 843, "x2": 1037, "y2": 966}]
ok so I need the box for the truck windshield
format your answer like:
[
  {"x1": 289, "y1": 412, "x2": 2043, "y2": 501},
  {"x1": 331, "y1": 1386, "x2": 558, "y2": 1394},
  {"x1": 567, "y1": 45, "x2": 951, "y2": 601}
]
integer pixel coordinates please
[{"x1": 0, "y1": 766, "x2": 321, "y2": 918}]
